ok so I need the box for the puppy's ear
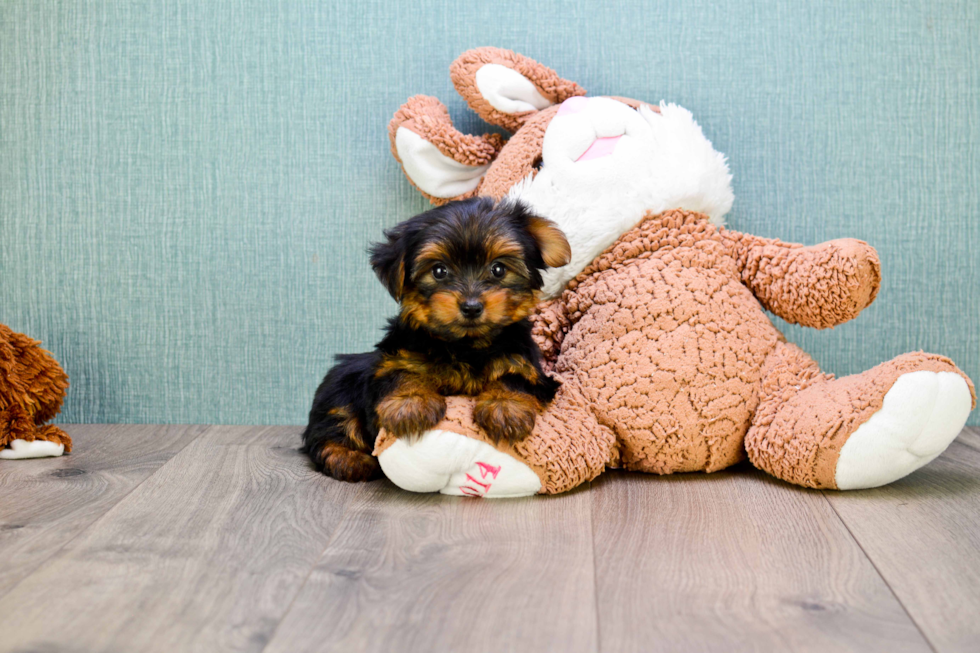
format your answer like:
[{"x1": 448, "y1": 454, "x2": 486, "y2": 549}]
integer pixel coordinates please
[
  {"x1": 526, "y1": 215, "x2": 571, "y2": 269},
  {"x1": 370, "y1": 222, "x2": 414, "y2": 301}
]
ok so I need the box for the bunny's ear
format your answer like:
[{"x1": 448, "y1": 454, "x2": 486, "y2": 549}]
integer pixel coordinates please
[
  {"x1": 451, "y1": 47, "x2": 586, "y2": 133},
  {"x1": 388, "y1": 95, "x2": 505, "y2": 205}
]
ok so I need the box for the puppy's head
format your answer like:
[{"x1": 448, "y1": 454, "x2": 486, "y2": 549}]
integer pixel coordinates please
[{"x1": 370, "y1": 197, "x2": 570, "y2": 340}]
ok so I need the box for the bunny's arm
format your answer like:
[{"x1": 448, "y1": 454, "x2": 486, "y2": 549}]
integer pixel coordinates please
[{"x1": 720, "y1": 229, "x2": 881, "y2": 329}]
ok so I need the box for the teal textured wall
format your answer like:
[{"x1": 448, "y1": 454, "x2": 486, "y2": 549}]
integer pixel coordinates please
[{"x1": 1, "y1": 1, "x2": 977, "y2": 425}]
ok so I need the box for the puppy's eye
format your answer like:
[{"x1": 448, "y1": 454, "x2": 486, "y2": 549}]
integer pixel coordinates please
[
  {"x1": 432, "y1": 264, "x2": 448, "y2": 280},
  {"x1": 490, "y1": 262, "x2": 506, "y2": 278}
]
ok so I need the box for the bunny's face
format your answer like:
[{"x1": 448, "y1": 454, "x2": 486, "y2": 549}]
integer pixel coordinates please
[{"x1": 389, "y1": 48, "x2": 734, "y2": 297}]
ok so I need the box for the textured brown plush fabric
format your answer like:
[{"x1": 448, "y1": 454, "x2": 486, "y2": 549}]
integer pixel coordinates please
[
  {"x1": 388, "y1": 95, "x2": 505, "y2": 205},
  {"x1": 0, "y1": 324, "x2": 71, "y2": 452},
  {"x1": 479, "y1": 104, "x2": 558, "y2": 202},
  {"x1": 378, "y1": 210, "x2": 975, "y2": 493},
  {"x1": 721, "y1": 231, "x2": 882, "y2": 329},
  {"x1": 745, "y1": 346, "x2": 973, "y2": 488},
  {"x1": 450, "y1": 47, "x2": 586, "y2": 133}
]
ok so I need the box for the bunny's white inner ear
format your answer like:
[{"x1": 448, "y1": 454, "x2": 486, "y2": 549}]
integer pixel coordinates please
[
  {"x1": 475, "y1": 64, "x2": 554, "y2": 115},
  {"x1": 394, "y1": 127, "x2": 490, "y2": 198}
]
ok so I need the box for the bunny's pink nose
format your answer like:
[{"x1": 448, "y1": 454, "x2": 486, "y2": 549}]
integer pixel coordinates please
[
  {"x1": 557, "y1": 96, "x2": 589, "y2": 116},
  {"x1": 556, "y1": 96, "x2": 623, "y2": 161}
]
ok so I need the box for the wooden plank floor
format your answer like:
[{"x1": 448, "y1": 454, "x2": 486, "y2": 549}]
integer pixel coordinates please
[{"x1": 1, "y1": 426, "x2": 978, "y2": 653}]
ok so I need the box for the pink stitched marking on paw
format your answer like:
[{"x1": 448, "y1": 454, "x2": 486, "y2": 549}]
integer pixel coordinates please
[
  {"x1": 557, "y1": 96, "x2": 589, "y2": 116},
  {"x1": 465, "y1": 474, "x2": 491, "y2": 492},
  {"x1": 459, "y1": 486, "x2": 484, "y2": 497},
  {"x1": 576, "y1": 135, "x2": 622, "y2": 162},
  {"x1": 476, "y1": 462, "x2": 501, "y2": 480}
]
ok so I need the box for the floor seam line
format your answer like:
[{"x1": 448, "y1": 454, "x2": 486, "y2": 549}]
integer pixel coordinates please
[
  {"x1": 590, "y1": 480, "x2": 603, "y2": 653},
  {"x1": 258, "y1": 481, "x2": 366, "y2": 653},
  {"x1": 0, "y1": 423, "x2": 211, "y2": 602},
  {"x1": 820, "y1": 490, "x2": 938, "y2": 653}
]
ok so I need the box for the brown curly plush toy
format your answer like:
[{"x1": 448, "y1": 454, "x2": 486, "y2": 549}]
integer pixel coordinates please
[
  {"x1": 0, "y1": 323, "x2": 71, "y2": 459},
  {"x1": 372, "y1": 47, "x2": 975, "y2": 497}
]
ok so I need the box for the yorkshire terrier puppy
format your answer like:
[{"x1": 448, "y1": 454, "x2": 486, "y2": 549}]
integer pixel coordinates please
[{"x1": 302, "y1": 197, "x2": 571, "y2": 482}]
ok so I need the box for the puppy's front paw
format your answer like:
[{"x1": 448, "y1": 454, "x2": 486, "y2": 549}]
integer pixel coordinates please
[
  {"x1": 314, "y1": 442, "x2": 381, "y2": 482},
  {"x1": 473, "y1": 395, "x2": 538, "y2": 445},
  {"x1": 377, "y1": 392, "x2": 447, "y2": 439}
]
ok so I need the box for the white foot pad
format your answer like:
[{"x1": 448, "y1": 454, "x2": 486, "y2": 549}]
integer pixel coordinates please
[
  {"x1": 0, "y1": 438, "x2": 66, "y2": 459},
  {"x1": 835, "y1": 371, "x2": 972, "y2": 490},
  {"x1": 378, "y1": 429, "x2": 542, "y2": 498}
]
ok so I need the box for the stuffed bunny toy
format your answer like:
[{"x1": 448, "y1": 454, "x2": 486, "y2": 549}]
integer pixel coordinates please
[{"x1": 374, "y1": 47, "x2": 975, "y2": 497}]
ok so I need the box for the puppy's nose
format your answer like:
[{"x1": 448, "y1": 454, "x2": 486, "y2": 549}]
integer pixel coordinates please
[{"x1": 460, "y1": 300, "x2": 484, "y2": 319}]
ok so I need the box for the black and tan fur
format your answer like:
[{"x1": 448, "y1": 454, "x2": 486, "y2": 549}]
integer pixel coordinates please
[{"x1": 302, "y1": 197, "x2": 571, "y2": 482}]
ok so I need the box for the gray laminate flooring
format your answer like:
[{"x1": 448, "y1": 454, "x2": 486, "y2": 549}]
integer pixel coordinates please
[{"x1": 2, "y1": 425, "x2": 978, "y2": 652}]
